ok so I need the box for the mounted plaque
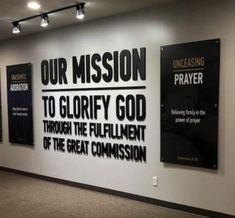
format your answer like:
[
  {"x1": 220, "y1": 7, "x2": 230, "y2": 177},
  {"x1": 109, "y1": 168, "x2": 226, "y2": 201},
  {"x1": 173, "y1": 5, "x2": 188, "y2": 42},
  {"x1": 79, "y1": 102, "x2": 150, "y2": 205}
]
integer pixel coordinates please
[
  {"x1": 0, "y1": 73, "x2": 2, "y2": 142},
  {"x1": 7, "y1": 63, "x2": 34, "y2": 145},
  {"x1": 160, "y1": 39, "x2": 220, "y2": 169}
]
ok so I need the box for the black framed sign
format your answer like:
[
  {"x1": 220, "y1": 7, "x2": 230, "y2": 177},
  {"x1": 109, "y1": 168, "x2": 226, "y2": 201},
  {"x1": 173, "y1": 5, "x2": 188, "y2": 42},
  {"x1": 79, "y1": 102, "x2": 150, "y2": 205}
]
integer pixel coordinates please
[
  {"x1": 7, "y1": 63, "x2": 34, "y2": 145},
  {"x1": 0, "y1": 73, "x2": 2, "y2": 142},
  {"x1": 160, "y1": 39, "x2": 220, "y2": 169}
]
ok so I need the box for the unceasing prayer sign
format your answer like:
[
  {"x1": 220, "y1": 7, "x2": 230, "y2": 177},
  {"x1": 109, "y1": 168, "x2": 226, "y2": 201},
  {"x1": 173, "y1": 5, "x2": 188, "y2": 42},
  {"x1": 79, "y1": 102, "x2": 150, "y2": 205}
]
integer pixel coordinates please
[
  {"x1": 160, "y1": 39, "x2": 220, "y2": 169},
  {"x1": 41, "y1": 48, "x2": 147, "y2": 163},
  {"x1": 7, "y1": 63, "x2": 34, "y2": 145}
]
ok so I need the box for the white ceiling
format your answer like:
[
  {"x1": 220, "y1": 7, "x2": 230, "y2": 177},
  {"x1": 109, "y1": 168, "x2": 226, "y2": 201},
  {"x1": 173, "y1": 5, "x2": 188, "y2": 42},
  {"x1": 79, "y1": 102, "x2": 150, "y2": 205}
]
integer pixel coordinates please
[{"x1": 0, "y1": 0, "x2": 175, "y2": 41}]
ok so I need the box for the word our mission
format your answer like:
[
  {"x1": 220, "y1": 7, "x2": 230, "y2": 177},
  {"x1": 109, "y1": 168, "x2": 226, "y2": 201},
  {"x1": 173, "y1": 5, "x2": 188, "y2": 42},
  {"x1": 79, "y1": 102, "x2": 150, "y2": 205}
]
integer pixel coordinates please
[{"x1": 41, "y1": 48, "x2": 146, "y2": 85}]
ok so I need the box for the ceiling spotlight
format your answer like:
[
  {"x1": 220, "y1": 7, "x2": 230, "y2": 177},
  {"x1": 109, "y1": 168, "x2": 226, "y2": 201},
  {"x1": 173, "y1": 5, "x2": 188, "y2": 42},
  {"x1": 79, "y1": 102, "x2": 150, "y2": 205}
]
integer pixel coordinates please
[
  {"x1": 12, "y1": 22, "x2": 21, "y2": 34},
  {"x1": 27, "y1": 1, "x2": 41, "y2": 10},
  {"x1": 40, "y1": 14, "x2": 49, "y2": 27},
  {"x1": 76, "y1": 3, "x2": 85, "y2": 20}
]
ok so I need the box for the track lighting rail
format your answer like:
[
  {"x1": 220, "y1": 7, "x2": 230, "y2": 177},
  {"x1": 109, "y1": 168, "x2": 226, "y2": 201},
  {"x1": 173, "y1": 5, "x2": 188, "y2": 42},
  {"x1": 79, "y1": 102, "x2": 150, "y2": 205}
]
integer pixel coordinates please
[{"x1": 12, "y1": 3, "x2": 85, "y2": 33}]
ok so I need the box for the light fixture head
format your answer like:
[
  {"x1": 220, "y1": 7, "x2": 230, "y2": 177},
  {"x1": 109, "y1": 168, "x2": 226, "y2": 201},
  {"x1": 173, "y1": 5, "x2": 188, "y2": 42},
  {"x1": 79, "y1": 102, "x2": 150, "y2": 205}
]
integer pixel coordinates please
[
  {"x1": 76, "y1": 3, "x2": 85, "y2": 20},
  {"x1": 40, "y1": 14, "x2": 49, "y2": 27},
  {"x1": 27, "y1": 1, "x2": 41, "y2": 10},
  {"x1": 12, "y1": 22, "x2": 21, "y2": 34}
]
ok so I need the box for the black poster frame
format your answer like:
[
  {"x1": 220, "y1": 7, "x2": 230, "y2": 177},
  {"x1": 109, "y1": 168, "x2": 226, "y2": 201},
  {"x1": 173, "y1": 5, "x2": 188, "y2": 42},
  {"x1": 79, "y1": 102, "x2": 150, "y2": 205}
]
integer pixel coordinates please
[
  {"x1": 160, "y1": 39, "x2": 220, "y2": 169},
  {"x1": 0, "y1": 73, "x2": 2, "y2": 142},
  {"x1": 7, "y1": 63, "x2": 34, "y2": 146}
]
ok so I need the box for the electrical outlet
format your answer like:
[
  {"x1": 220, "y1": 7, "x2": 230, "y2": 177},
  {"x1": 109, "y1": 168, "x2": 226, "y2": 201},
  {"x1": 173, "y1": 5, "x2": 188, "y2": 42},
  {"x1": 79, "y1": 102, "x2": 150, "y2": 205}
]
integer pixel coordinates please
[{"x1": 153, "y1": 176, "x2": 158, "y2": 187}]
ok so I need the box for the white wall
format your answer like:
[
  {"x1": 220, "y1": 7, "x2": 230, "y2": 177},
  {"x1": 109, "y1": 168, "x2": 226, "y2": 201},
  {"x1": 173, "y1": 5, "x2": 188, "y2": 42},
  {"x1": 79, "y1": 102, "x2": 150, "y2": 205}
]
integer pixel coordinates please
[{"x1": 0, "y1": 0, "x2": 235, "y2": 215}]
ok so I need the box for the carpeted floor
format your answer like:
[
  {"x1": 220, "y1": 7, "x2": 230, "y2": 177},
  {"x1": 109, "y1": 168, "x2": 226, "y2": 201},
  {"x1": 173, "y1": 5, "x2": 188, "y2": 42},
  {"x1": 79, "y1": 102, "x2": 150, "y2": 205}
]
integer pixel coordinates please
[{"x1": 0, "y1": 170, "x2": 203, "y2": 218}]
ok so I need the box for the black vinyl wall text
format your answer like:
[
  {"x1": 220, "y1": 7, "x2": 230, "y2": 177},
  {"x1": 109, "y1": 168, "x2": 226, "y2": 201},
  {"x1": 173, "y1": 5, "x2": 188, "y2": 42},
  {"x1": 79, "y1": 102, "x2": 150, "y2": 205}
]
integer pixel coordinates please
[
  {"x1": 41, "y1": 48, "x2": 147, "y2": 163},
  {"x1": 41, "y1": 48, "x2": 146, "y2": 85}
]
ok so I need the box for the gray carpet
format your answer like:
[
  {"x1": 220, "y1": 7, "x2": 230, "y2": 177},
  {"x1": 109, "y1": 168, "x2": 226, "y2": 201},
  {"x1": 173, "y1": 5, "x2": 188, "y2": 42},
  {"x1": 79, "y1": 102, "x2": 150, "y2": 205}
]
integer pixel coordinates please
[{"x1": 0, "y1": 170, "x2": 203, "y2": 218}]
